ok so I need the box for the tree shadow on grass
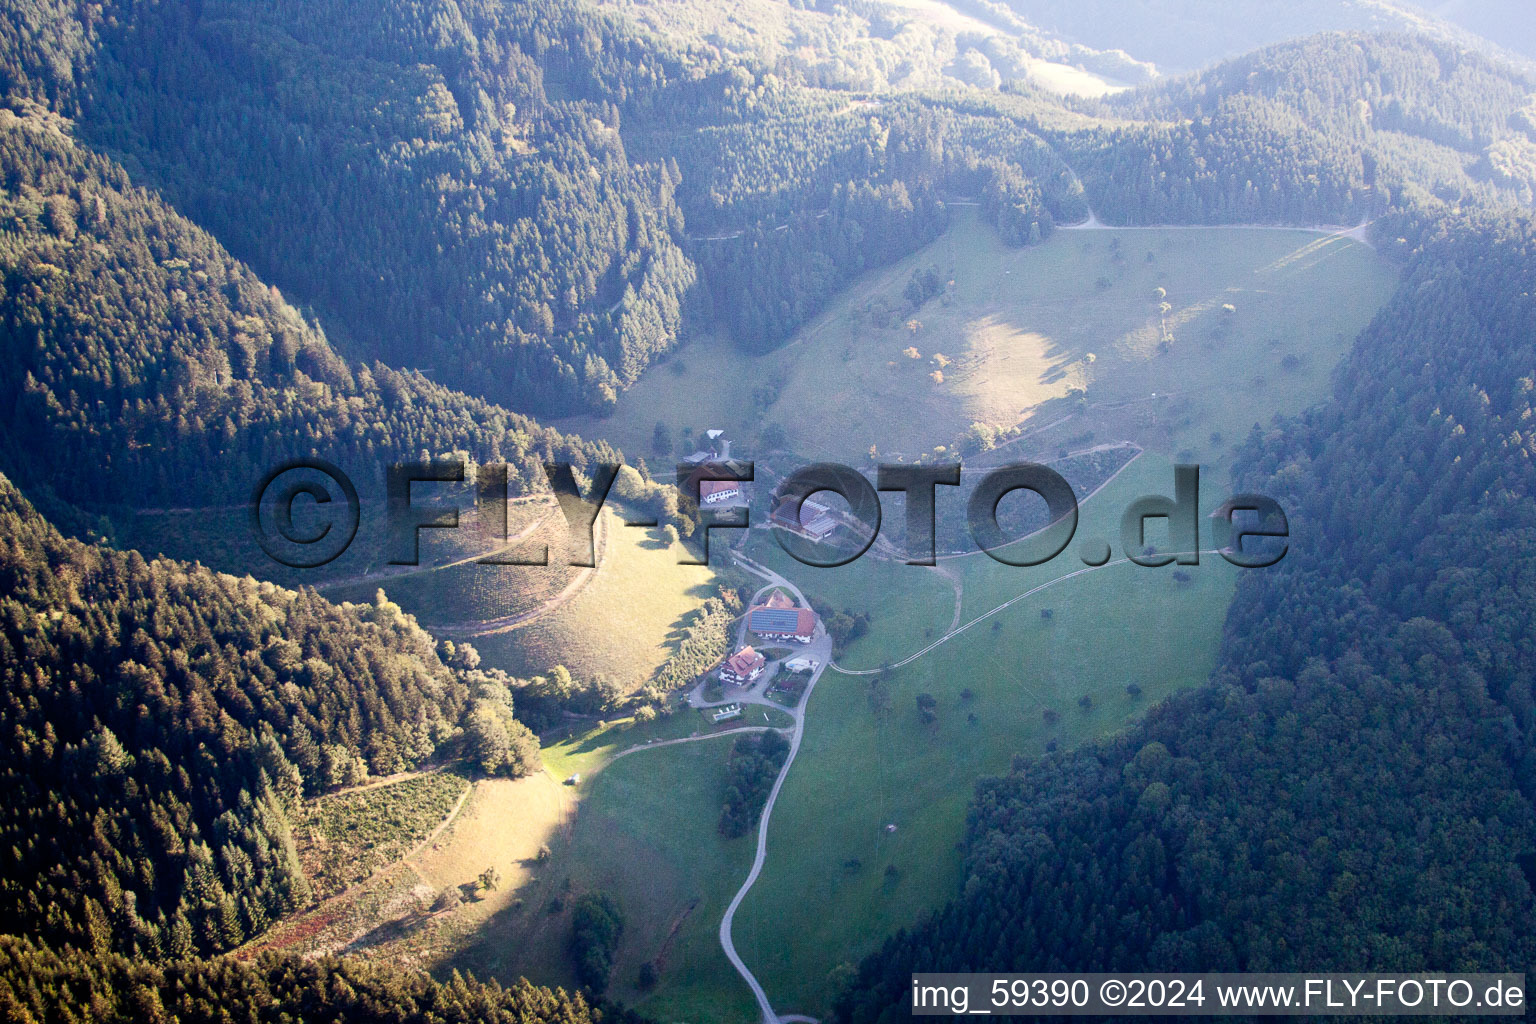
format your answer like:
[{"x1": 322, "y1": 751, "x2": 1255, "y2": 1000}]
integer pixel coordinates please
[
  {"x1": 340, "y1": 903, "x2": 432, "y2": 955},
  {"x1": 450, "y1": 875, "x2": 566, "y2": 983}
]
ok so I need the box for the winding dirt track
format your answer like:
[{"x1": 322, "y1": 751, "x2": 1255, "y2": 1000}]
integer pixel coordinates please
[
  {"x1": 431, "y1": 510, "x2": 611, "y2": 638},
  {"x1": 832, "y1": 549, "x2": 1221, "y2": 676},
  {"x1": 604, "y1": 726, "x2": 789, "y2": 766},
  {"x1": 1062, "y1": 209, "x2": 1376, "y2": 250}
]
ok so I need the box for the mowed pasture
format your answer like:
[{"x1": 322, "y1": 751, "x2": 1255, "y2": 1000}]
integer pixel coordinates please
[
  {"x1": 331, "y1": 509, "x2": 720, "y2": 689},
  {"x1": 540, "y1": 703, "x2": 795, "y2": 782},
  {"x1": 501, "y1": 217, "x2": 1396, "y2": 1020},
  {"x1": 557, "y1": 209, "x2": 1395, "y2": 465},
  {"x1": 469, "y1": 513, "x2": 717, "y2": 685},
  {"x1": 454, "y1": 734, "x2": 769, "y2": 1024},
  {"x1": 733, "y1": 454, "x2": 1242, "y2": 1016}
]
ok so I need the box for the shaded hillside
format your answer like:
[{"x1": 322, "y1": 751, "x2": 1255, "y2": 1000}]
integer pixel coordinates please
[
  {"x1": 0, "y1": 102, "x2": 611, "y2": 517},
  {"x1": 2, "y1": 0, "x2": 699, "y2": 415},
  {"x1": 1053, "y1": 33, "x2": 1536, "y2": 223},
  {"x1": 0, "y1": 0, "x2": 1118, "y2": 427}
]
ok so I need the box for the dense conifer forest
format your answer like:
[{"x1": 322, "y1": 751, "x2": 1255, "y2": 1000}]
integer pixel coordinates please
[
  {"x1": 0, "y1": 102, "x2": 613, "y2": 513},
  {"x1": 0, "y1": 472, "x2": 476, "y2": 956},
  {"x1": 0, "y1": 935, "x2": 639, "y2": 1023}
]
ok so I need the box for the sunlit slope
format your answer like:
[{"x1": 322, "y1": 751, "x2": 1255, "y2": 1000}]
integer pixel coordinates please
[
  {"x1": 333, "y1": 508, "x2": 718, "y2": 688},
  {"x1": 459, "y1": 733, "x2": 765, "y2": 1024},
  {"x1": 562, "y1": 209, "x2": 1395, "y2": 464},
  {"x1": 601, "y1": 0, "x2": 1143, "y2": 95}
]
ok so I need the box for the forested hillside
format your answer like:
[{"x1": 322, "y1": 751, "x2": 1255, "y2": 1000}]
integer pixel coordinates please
[
  {"x1": 2, "y1": 0, "x2": 702, "y2": 415},
  {"x1": 17, "y1": 4, "x2": 1511, "y2": 456},
  {"x1": 0, "y1": 0, "x2": 1120, "y2": 439},
  {"x1": 2, "y1": 0, "x2": 1536, "y2": 1018},
  {"x1": 1050, "y1": 33, "x2": 1536, "y2": 224},
  {"x1": 831, "y1": 203, "x2": 1536, "y2": 1020},
  {"x1": 0, "y1": 936, "x2": 638, "y2": 1024},
  {"x1": 1228, "y1": 204, "x2": 1536, "y2": 797},
  {"x1": 0, "y1": 103, "x2": 611, "y2": 514},
  {"x1": 4, "y1": 5, "x2": 1531, "y2": 438},
  {"x1": 0, "y1": 472, "x2": 478, "y2": 957},
  {"x1": 660, "y1": 92, "x2": 1089, "y2": 349}
]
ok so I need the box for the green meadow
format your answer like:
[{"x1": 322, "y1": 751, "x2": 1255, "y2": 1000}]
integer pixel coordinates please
[
  {"x1": 733, "y1": 454, "x2": 1241, "y2": 1016},
  {"x1": 463, "y1": 514, "x2": 718, "y2": 687},
  {"x1": 455, "y1": 734, "x2": 767, "y2": 1024},
  {"x1": 540, "y1": 704, "x2": 796, "y2": 782},
  {"x1": 485, "y1": 212, "x2": 1396, "y2": 1020},
  {"x1": 323, "y1": 510, "x2": 721, "y2": 691},
  {"x1": 557, "y1": 209, "x2": 1396, "y2": 465}
]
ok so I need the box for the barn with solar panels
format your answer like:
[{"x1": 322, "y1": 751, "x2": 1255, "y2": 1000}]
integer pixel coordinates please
[{"x1": 747, "y1": 601, "x2": 816, "y2": 643}]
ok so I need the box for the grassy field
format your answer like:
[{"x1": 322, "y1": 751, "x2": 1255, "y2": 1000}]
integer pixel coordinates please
[
  {"x1": 118, "y1": 482, "x2": 544, "y2": 592},
  {"x1": 456, "y1": 706, "x2": 793, "y2": 1024},
  {"x1": 467, "y1": 215, "x2": 1395, "y2": 1021},
  {"x1": 451, "y1": 734, "x2": 773, "y2": 1024},
  {"x1": 320, "y1": 496, "x2": 572, "y2": 621},
  {"x1": 540, "y1": 704, "x2": 796, "y2": 782},
  {"x1": 344, "y1": 509, "x2": 721, "y2": 689},
  {"x1": 404, "y1": 771, "x2": 573, "y2": 956},
  {"x1": 256, "y1": 702, "x2": 793, "y2": 991},
  {"x1": 256, "y1": 770, "x2": 570, "y2": 966},
  {"x1": 733, "y1": 454, "x2": 1242, "y2": 1015},
  {"x1": 558, "y1": 210, "x2": 1395, "y2": 467}
]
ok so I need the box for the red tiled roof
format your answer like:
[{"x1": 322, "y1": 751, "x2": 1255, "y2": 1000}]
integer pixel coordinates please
[
  {"x1": 764, "y1": 590, "x2": 794, "y2": 609},
  {"x1": 724, "y1": 646, "x2": 765, "y2": 676},
  {"x1": 700, "y1": 479, "x2": 740, "y2": 498}
]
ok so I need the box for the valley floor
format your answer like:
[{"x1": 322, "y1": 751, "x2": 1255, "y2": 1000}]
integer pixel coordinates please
[{"x1": 254, "y1": 212, "x2": 1396, "y2": 1024}]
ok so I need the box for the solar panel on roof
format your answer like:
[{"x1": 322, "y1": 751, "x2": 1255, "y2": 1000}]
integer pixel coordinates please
[{"x1": 749, "y1": 608, "x2": 803, "y2": 632}]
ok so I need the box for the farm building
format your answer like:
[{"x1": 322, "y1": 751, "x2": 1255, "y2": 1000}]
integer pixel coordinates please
[
  {"x1": 720, "y1": 646, "x2": 767, "y2": 684},
  {"x1": 680, "y1": 430, "x2": 751, "y2": 506},
  {"x1": 699, "y1": 479, "x2": 746, "y2": 506},
  {"x1": 683, "y1": 429, "x2": 738, "y2": 464},
  {"x1": 769, "y1": 495, "x2": 837, "y2": 540},
  {"x1": 747, "y1": 601, "x2": 816, "y2": 643}
]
